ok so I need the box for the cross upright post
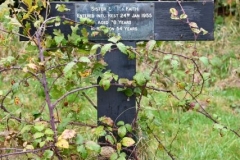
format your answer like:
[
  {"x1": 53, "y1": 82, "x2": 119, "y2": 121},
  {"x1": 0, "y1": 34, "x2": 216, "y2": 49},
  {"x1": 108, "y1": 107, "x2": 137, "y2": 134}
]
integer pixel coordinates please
[{"x1": 96, "y1": 0, "x2": 137, "y2": 125}]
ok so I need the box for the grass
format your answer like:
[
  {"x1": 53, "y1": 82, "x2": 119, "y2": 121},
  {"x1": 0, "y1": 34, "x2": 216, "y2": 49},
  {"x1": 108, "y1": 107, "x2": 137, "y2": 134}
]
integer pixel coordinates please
[
  {"x1": 135, "y1": 19, "x2": 240, "y2": 159},
  {"x1": 138, "y1": 87, "x2": 240, "y2": 159}
]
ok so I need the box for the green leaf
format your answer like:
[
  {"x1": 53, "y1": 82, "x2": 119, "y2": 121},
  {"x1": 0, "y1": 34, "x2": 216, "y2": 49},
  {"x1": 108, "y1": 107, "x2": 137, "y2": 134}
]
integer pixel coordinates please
[
  {"x1": 101, "y1": 43, "x2": 113, "y2": 55},
  {"x1": 117, "y1": 156, "x2": 126, "y2": 160},
  {"x1": 57, "y1": 117, "x2": 72, "y2": 132},
  {"x1": 146, "y1": 40, "x2": 156, "y2": 54},
  {"x1": 81, "y1": 28, "x2": 88, "y2": 37},
  {"x1": 125, "y1": 124, "x2": 132, "y2": 132},
  {"x1": 90, "y1": 44, "x2": 101, "y2": 54},
  {"x1": 108, "y1": 36, "x2": 121, "y2": 43},
  {"x1": 117, "y1": 121, "x2": 125, "y2": 126},
  {"x1": 76, "y1": 134, "x2": 84, "y2": 145},
  {"x1": 210, "y1": 57, "x2": 222, "y2": 67},
  {"x1": 77, "y1": 145, "x2": 88, "y2": 158},
  {"x1": 133, "y1": 72, "x2": 150, "y2": 86},
  {"x1": 171, "y1": 59, "x2": 179, "y2": 69},
  {"x1": 118, "y1": 126, "x2": 127, "y2": 138},
  {"x1": 134, "y1": 87, "x2": 142, "y2": 96},
  {"x1": 110, "y1": 152, "x2": 119, "y2": 160},
  {"x1": 85, "y1": 141, "x2": 101, "y2": 152},
  {"x1": 43, "y1": 150, "x2": 54, "y2": 159},
  {"x1": 39, "y1": 141, "x2": 45, "y2": 147},
  {"x1": 105, "y1": 135, "x2": 115, "y2": 145},
  {"x1": 46, "y1": 137, "x2": 54, "y2": 142},
  {"x1": 113, "y1": 74, "x2": 119, "y2": 81},
  {"x1": 33, "y1": 132, "x2": 45, "y2": 139},
  {"x1": 55, "y1": 4, "x2": 70, "y2": 12},
  {"x1": 79, "y1": 56, "x2": 90, "y2": 63},
  {"x1": 99, "y1": 25, "x2": 110, "y2": 34},
  {"x1": 121, "y1": 137, "x2": 135, "y2": 147},
  {"x1": 124, "y1": 88, "x2": 133, "y2": 97},
  {"x1": 94, "y1": 126, "x2": 107, "y2": 137},
  {"x1": 99, "y1": 79, "x2": 111, "y2": 90},
  {"x1": 199, "y1": 56, "x2": 209, "y2": 66},
  {"x1": 53, "y1": 29, "x2": 65, "y2": 44},
  {"x1": 79, "y1": 17, "x2": 94, "y2": 25},
  {"x1": 63, "y1": 62, "x2": 76, "y2": 74},
  {"x1": 34, "y1": 125, "x2": 45, "y2": 132},
  {"x1": 20, "y1": 125, "x2": 32, "y2": 134},
  {"x1": 12, "y1": 83, "x2": 19, "y2": 92},
  {"x1": 44, "y1": 128, "x2": 54, "y2": 135},
  {"x1": 213, "y1": 123, "x2": 224, "y2": 130},
  {"x1": 119, "y1": 152, "x2": 127, "y2": 158},
  {"x1": 116, "y1": 42, "x2": 127, "y2": 54}
]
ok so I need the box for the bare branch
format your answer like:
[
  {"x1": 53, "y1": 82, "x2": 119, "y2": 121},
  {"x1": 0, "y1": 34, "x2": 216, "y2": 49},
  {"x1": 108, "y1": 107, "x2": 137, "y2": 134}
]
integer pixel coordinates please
[
  {"x1": 0, "y1": 28, "x2": 30, "y2": 39},
  {"x1": 82, "y1": 92, "x2": 97, "y2": 109},
  {"x1": 149, "y1": 127, "x2": 176, "y2": 160},
  {"x1": 0, "y1": 145, "x2": 53, "y2": 158},
  {"x1": 52, "y1": 85, "x2": 99, "y2": 109}
]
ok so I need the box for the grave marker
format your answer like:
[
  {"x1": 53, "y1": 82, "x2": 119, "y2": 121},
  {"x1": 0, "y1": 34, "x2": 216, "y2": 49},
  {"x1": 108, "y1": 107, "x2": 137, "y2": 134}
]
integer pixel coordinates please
[{"x1": 20, "y1": 0, "x2": 214, "y2": 130}]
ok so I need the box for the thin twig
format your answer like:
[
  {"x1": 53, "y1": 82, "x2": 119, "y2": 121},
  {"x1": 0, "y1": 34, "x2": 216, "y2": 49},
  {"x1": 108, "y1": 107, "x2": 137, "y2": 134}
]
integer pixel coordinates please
[
  {"x1": 0, "y1": 145, "x2": 53, "y2": 158},
  {"x1": 82, "y1": 92, "x2": 97, "y2": 109},
  {"x1": 146, "y1": 86, "x2": 180, "y2": 100},
  {"x1": 52, "y1": 84, "x2": 99, "y2": 109},
  {"x1": 133, "y1": 60, "x2": 160, "y2": 126},
  {"x1": 0, "y1": 28, "x2": 29, "y2": 39},
  {"x1": 149, "y1": 127, "x2": 175, "y2": 160},
  {"x1": 155, "y1": 49, "x2": 205, "y2": 99}
]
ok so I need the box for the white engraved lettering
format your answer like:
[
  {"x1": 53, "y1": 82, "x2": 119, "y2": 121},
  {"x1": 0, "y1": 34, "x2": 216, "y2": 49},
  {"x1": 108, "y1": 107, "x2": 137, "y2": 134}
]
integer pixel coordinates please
[{"x1": 91, "y1": 7, "x2": 107, "y2": 12}]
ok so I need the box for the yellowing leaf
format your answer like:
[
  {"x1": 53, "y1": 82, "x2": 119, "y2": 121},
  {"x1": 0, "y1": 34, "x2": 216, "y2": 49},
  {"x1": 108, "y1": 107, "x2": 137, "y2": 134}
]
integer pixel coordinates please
[
  {"x1": 99, "y1": 116, "x2": 114, "y2": 127},
  {"x1": 27, "y1": 63, "x2": 38, "y2": 70},
  {"x1": 56, "y1": 138, "x2": 69, "y2": 149},
  {"x1": 146, "y1": 40, "x2": 156, "y2": 54},
  {"x1": 79, "y1": 56, "x2": 91, "y2": 63},
  {"x1": 14, "y1": 97, "x2": 21, "y2": 105},
  {"x1": 79, "y1": 70, "x2": 91, "y2": 77},
  {"x1": 117, "y1": 143, "x2": 122, "y2": 152},
  {"x1": 191, "y1": 28, "x2": 201, "y2": 34},
  {"x1": 180, "y1": 13, "x2": 188, "y2": 19},
  {"x1": 169, "y1": 8, "x2": 178, "y2": 16},
  {"x1": 90, "y1": 44, "x2": 101, "y2": 54},
  {"x1": 200, "y1": 28, "x2": 208, "y2": 35},
  {"x1": 25, "y1": 145, "x2": 34, "y2": 150},
  {"x1": 85, "y1": 141, "x2": 101, "y2": 152},
  {"x1": 22, "y1": 0, "x2": 32, "y2": 8},
  {"x1": 189, "y1": 22, "x2": 198, "y2": 28},
  {"x1": 171, "y1": 14, "x2": 180, "y2": 20},
  {"x1": 176, "y1": 82, "x2": 186, "y2": 90},
  {"x1": 60, "y1": 129, "x2": 76, "y2": 139},
  {"x1": 121, "y1": 137, "x2": 135, "y2": 147}
]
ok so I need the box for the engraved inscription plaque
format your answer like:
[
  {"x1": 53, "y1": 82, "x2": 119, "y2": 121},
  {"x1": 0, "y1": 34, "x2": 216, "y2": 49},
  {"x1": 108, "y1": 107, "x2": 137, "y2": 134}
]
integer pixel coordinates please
[{"x1": 75, "y1": 3, "x2": 154, "y2": 40}]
